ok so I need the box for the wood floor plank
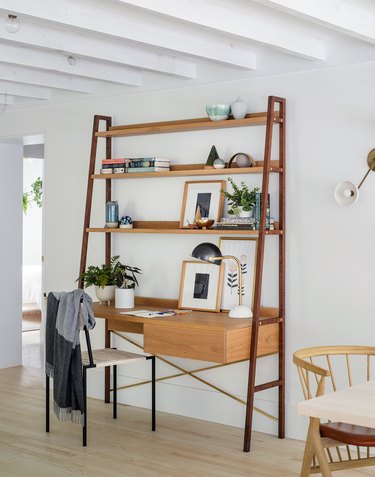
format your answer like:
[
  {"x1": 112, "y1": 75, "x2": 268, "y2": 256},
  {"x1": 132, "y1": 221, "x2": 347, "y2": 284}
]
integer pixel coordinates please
[{"x1": 0, "y1": 366, "x2": 372, "y2": 476}]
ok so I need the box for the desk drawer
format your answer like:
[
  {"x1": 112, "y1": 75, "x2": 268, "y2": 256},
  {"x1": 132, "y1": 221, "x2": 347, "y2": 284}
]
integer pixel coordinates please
[
  {"x1": 143, "y1": 323, "x2": 279, "y2": 363},
  {"x1": 144, "y1": 324, "x2": 225, "y2": 363}
]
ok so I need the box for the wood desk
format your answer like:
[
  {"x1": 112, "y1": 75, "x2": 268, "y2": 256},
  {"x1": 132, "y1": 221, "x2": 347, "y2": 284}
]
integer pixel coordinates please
[{"x1": 93, "y1": 302, "x2": 280, "y2": 364}]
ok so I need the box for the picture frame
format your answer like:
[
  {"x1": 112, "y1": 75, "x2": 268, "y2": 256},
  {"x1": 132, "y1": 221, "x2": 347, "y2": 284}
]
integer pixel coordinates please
[
  {"x1": 179, "y1": 180, "x2": 225, "y2": 228},
  {"x1": 219, "y1": 237, "x2": 258, "y2": 312},
  {"x1": 178, "y1": 260, "x2": 224, "y2": 312}
]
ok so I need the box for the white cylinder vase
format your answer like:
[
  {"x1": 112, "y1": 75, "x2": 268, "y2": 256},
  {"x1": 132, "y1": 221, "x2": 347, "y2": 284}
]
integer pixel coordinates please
[
  {"x1": 95, "y1": 285, "x2": 116, "y2": 304},
  {"x1": 115, "y1": 288, "x2": 135, "y2": 309}
]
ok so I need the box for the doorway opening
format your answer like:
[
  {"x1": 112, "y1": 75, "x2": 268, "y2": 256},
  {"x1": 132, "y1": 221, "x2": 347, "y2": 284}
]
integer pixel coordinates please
[{"x1": 22, "y1": 134, "x2": 44, "y2": 368}]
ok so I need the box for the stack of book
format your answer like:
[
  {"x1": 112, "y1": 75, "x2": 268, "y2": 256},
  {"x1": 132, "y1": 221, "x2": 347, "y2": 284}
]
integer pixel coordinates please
[
  {"x1": 128, "y1": 158, "x2": 170, "y2": 173},
  {"x1": 214, "y1": 217, "x2": 256, "y2": 230},
  {"x1": 100, "y1": 157, "x2": 170, "y2": 174},
  {"x1": 101, "y1": 158, "x2": 129, "y2": 174}
]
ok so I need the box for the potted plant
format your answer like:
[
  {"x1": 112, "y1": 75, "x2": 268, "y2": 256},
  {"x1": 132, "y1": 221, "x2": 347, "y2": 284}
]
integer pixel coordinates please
[
  {"x1": 221, "y1": 177, "x2": 259, "y2": 217},
  {"x1": 113, "y1": 260, "x2": 142, "y2": 309},
  {"x1": 78, "y1": 256, "x2": 121, "y2": 304}
]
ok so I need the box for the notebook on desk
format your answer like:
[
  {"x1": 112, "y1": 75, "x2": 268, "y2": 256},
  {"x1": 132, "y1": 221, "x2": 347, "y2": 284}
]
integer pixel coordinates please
[{"x1": 119, "y1": 309, "x2": 176, "y2": 318}]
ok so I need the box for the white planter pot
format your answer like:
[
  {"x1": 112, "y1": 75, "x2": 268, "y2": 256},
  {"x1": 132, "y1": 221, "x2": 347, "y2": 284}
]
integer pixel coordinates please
[
  {"x1": 95, "y1": 285, "x2": 116, "y2": 305},
  {"x1": 237, "y1": 206, "x2": 253, "y2": 218},
  {"x1": 115, "y1": 288, "x2": 135, "y2": 309}
]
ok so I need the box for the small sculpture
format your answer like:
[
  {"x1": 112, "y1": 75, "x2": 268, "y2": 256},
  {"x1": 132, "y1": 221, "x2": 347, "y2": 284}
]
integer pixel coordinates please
[
  {"x1": 119, "y1": 216, "x2": 133, "y2": 229},
  {"x1": 205, "y1": 145, "x2": 220, "y2": 168}
]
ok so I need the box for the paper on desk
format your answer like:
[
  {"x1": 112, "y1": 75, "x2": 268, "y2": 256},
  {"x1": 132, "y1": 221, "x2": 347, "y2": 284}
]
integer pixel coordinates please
[{"x1": 119, "y1": 309, "x2": 175, "y2": 318}]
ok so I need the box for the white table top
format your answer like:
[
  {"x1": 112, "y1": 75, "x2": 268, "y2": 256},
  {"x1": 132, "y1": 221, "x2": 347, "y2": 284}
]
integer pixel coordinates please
[{"x1": 297, "y1": 381, "x2": 375, "y2": 428}]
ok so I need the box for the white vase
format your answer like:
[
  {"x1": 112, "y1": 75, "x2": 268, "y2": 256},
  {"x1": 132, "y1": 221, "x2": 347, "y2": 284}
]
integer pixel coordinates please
[
  {"x1": 95, "y1": 285, "x2": 116, "y2": 305},
  {"x1": 231, "y1": 98, "x2": 248, "y2": 120},
  {"x1": 115, "y1": 288, "x2": 135, "y2": 309}
]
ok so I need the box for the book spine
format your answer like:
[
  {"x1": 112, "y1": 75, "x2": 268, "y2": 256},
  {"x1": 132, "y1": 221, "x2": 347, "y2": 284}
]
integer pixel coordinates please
[
  {"x1": 128, "y1": 166, "x2": 170, "y2": 173},
  {"x1": 102, "y1": 158, "x2": 128, "y2": 164},
  {"x1": 129, "y1": 159, "x2": 170, "y2": 168},
  {"x1": 255, "y1": 193, "x2": 270, "y2": 230}
]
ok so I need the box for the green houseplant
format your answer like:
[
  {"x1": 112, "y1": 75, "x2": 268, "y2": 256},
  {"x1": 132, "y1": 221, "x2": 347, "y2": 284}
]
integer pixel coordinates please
[
  {"x1": 78, "y1": 256, "x2": 141, "y2": 305},
  {"x1": 221, "y1": 177, "x2": 259, "y2": 217}
]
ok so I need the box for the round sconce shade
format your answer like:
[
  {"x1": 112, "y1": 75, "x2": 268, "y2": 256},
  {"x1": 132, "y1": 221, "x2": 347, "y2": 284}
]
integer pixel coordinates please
[
  {"x1": 334, "y1": 181, "x2": 359, "y2": 206},
  {"x1": 191, "y1": 242, "x2": 222, "y2": 265}
]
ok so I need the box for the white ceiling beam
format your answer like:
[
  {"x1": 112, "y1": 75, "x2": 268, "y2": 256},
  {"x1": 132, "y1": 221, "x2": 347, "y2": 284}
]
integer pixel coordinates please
[
  {"x1": 0, "y1": 64, "x2": 95, "y2": 93},
  {"x1": 0, "y1": 81, "x2": 49, "y2": 99},
  {"x1": 253, "y1": 0, "x2": 375, "y2": 44},
  {"x1": 0, "y1": 19, "x2": 196, "y2": 79},
  {"x1": 118, "y1": 0, "x2": 325, "y2": 61},
  {"x1": 0, "y1": 0, "x2": 256, "y2": 70},
  {"x1": 0, "y1": 44, "x2": 142, "y2": 86},
  {"x1": 0, "y1": 94, "x2": 14, "y2": 105}
]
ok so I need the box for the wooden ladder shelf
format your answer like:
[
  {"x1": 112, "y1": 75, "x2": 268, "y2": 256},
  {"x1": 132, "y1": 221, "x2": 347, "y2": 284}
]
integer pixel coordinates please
[{"x1": 78, "y1": 96, "x2": 286, "y2": 453}]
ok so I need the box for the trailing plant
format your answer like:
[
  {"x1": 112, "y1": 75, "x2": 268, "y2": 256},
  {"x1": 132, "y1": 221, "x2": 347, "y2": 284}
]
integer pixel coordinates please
[
  {"x1": 23, "y1": 177, "x2": 43, "y2": 214},
  {"x1": 221, "y1": 177, "x2": 259, "y2": 215},
  {"x1": 114, "y1": 261, "x2": 142, "y2": 289},
  {"x1": 78, "y1": 255, "x2": 141, "y2": 289}
]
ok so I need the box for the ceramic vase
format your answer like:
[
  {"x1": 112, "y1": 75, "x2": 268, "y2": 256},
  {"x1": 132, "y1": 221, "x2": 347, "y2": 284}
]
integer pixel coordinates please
[
  {"x1": 231, "y1": 98, "x2": 247, "y2": 120},
  {"x1": 95, "y1": 285, "x2": 116, "y2": 305},
  {"x1": 115, "y1": 288, "x2": 135, "y2": 309}
]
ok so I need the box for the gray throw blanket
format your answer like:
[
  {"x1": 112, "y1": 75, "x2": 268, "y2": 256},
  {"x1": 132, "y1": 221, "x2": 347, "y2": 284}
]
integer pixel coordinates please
[{"x1": 45, "y1": 289, "x2": 95, "y2": 424}]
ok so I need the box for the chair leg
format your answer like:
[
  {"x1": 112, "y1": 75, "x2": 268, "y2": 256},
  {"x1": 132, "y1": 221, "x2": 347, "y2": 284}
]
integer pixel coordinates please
[
  {"x1": 46, "y1": 375, "x2": 50, "y2": 433},
  {"x1": 83, "y1": 366, "x2": 87, "y2": 447},
  {"x1": 310, "y1": 418, "x2": 332, "y2": 477},
  {"x1": 151, "y1": 356, "x2": 156, "y2": 431},
  {"x1": 113, "y1": 365, "x2": 117, "y2": 419},
  {"x1": 300, "y1": 418, "x2": 315, "y2": 477}
]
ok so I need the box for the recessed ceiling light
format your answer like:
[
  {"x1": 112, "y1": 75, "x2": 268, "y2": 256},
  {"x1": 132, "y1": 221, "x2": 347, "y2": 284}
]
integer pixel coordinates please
[{"x1": 5, "y1": 14, "x2": 20, "y2": 33}]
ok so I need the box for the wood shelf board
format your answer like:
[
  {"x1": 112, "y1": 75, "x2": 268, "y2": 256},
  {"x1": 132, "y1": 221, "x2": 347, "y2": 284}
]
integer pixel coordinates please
[
  {"x1": 86, "y1": 226, "x2": 282, "y2": 236},
  {"x1": 92, "y1": 164, "x2": 282, "y2": 180},
  {"x1": 95, "y1": 112, "x2": 281, "y2": 137}
]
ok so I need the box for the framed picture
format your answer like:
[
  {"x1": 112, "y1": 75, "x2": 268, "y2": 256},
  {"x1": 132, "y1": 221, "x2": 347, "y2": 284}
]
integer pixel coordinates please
[
  {"x1": 219, "y1": 237, "x2": 258, "y2": 312},
  {"x1": 179, "y1": 180, "x2": 225, "y2": 228},
  {"x1": 178, "y1": 260, "x2": 224, "y2": 312}
]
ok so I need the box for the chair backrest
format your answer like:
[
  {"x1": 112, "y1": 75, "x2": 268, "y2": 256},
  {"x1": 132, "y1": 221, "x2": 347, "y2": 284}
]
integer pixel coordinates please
[{"x1": 293, "y1": 345, "x2": 375, "y2": 400}]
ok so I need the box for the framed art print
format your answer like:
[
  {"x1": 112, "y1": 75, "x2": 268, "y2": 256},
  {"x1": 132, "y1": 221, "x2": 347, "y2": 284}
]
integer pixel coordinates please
[
  {"x1": 178, "y1": 260, "x2": 224, "y2": 312},
  {"x1": 179, "y1": 180, "x2": 225, "y2": 228},
  {"x1": 219, "y1": 237, "x2": 258, "y2": 312}
]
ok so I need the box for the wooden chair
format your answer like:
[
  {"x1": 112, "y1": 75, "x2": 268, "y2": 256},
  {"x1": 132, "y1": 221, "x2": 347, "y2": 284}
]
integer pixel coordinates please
[
  {"x1": 293, "y1": 346, "x2": 375, "y2": 476},
  {"x1": 46, "y1": 324, "x2": 156, "y2": 446}
]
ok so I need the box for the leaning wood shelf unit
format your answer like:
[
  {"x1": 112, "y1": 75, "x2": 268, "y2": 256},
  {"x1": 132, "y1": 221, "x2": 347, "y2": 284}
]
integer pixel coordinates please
[{"x1": 79, "y1": 96, "x2": 286, "y2": 453}]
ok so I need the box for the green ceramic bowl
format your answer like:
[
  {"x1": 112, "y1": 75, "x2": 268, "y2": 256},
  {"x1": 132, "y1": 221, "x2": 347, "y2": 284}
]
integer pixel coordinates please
[{"x1": 206, "y1": 104, "x2": 231, "y2": 121}]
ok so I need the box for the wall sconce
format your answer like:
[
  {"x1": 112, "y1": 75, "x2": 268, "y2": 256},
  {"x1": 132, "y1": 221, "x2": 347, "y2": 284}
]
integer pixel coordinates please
[
  {"x1": 5, "y1": 14, "x2": 20, "y2": 33},
  {"x1": 334, "y1": 149, "x2": 375, "y2": 206},
  {"x1": 191, "y1": 242, "x2": 252, "y2": 318}
]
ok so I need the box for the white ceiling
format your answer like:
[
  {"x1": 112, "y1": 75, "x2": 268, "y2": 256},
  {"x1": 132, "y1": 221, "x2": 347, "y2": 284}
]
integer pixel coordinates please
[{"x1": 1, "y1": 0, "x2": 375, "y2": 110}]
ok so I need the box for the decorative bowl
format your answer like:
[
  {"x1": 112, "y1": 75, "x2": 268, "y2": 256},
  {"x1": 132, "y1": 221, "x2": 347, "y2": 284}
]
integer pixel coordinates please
[
  {"x1": 206, "y1": 104, "x2": 231, "y2": 121},
  {"x1": 195, "y1": 218, "x2": 214, "y2": 229}
]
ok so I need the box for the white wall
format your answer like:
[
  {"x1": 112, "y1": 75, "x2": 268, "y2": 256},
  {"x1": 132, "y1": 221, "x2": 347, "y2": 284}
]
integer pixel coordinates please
[
  {"x1": 23, "y1": 158, "x2": 43, "y2": 266},
  {"x1": 0, "y1": 142, "x2": 23, "y2": 368},
  {"x1": 1, "y1": 61, "x2": 375, "y2": 439}
]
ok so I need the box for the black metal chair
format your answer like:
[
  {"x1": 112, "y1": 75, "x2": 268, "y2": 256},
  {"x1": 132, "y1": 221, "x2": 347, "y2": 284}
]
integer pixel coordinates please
[{"x1": 46, "y1": 323, "x2": 156, "y2": 446}]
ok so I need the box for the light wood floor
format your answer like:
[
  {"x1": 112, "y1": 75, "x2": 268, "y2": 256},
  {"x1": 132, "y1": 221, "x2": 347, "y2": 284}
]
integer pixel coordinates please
[{"x1": 0, "y1": 366, "x2": 373, "y2": 477}]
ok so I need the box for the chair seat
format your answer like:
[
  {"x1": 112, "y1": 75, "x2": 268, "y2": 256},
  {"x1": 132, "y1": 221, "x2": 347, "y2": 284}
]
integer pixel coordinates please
[
  {"x1": 81, "y1": 348, "x2": 147, "y2": 368},
  {"x1": 320, "y1": 422, "x2": 375, "y2": 447}
]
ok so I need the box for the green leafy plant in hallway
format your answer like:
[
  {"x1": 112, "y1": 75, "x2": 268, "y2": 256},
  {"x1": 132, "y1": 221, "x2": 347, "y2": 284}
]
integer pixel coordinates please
[{"x1": 23, "y1": 177, "x2": 43, "y2": 214}]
